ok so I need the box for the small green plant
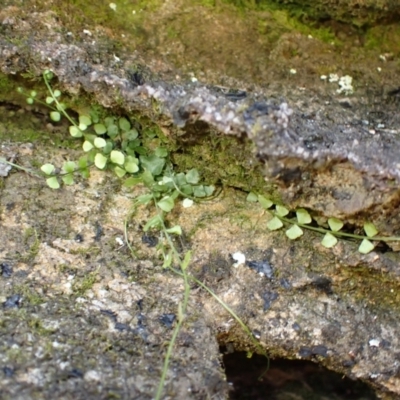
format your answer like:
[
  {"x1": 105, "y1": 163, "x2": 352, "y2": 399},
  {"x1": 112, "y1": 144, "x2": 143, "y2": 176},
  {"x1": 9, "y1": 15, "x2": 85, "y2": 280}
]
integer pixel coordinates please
[
  {"x1": 13, "y1": 71, "x2": 269, "y2": 399},
  {"x1": 247, "y1": 192, "x2": 400, "y2": 254},
  {"x1": 17, "y1": 71, "x2": 217, "y2": 199}
]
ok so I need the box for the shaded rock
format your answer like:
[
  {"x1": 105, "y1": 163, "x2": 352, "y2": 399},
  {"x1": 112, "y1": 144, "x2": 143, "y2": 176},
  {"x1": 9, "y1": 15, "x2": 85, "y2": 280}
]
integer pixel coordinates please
[{"x1": 265, "y1": 0, "x2": 400, "y2": 26}]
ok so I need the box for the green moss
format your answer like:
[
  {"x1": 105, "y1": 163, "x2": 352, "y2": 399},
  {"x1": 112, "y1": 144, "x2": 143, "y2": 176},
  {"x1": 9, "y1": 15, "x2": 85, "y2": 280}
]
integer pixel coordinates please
[
  {"x1": 73, "y1": 271, "x2": 98, "y2": 296},
  {"x1": 171, "y1": 129, "x2": 269, "y2": 194},
  {"x1": 7, "y1": 284, "x2": 45, "y2": 306},
  {"x1": 267, "y1": 8, "x2": 338, "y2": 44},
  {"x1": 364, "y1": 24, "x2": 400, "y2": 53},
  {"x1": 5, "y1": 346, "x2": 27, "y2": 364},
  {"x1": 221, "y1": 0, "x2": 391, "y2": 27},
  {"x1": 69, "y1": 246, "x2": 101, "y2": 257},
  {"x1": 19, "y1": 227, "x2": 40, "y2": 263},
  {"x1": 45, "y1": 0, "x2": 162, "y2": 52},
  {"x1": 339, "y1": 266, "x2": 400, "y2": 312},
  {"x1": 0, "y1": 74, "x2": 18, "y2": 101},
  {"x1": 27, "y1": 318, "x2": 56, "y2": 336}
]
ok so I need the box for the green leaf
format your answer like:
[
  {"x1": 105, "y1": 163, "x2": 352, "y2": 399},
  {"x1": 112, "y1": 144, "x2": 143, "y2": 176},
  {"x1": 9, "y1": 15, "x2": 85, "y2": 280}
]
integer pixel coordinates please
[
  {"x1": 94, "y1": 153, "x2": 107, "y2": 169},
  {"x1": 159, "y1": 176, "x2": 173, "y2": 185},
  {"x1": 30, "y1": 90, "x2": 37, "y2": 98},
  {"x1": 84, "y1": 133, "x2": 97, "y2": 142},
  {"x1": 143, "y1": 128, "x2": 157, "y2": 138},
  {"x1": 89, "y1": 109, "x2": 100, "y2": 123},
  {"x1": 43, "y1": 69, "x2": 53, "y2": 79},
  {"x1": 359, "y1": 239, "x2": 375, "y2": 254},
  {"x1": 83, "y1": 140, "x2": 94, "y2": 152},
  {"x1": 135, "y1": 193, "x2": 153, "y2": 205},
  {"x1": 180, "y1": 184, "x2": 193, "y2": 196},
  {"x1": 155, "y1": 147, "x2": 168, "y2": 158},
  {"x1": 285, "y1": 224, "x2": 303, "y2": 239},
  {"x1": 107, "y1": 124, "x2": 119, "y2": 137},
  {"x1": 157, "y1": 196, "x2": 174, "y2": 212},
  {"x1": 80, "y1": 169, "x2": 90, "y2": 179},
  {"x1": 276, "y1": 205, "x2": 289, "y2": 217},
  {"x1": 119, "y1": 117, "x2": 131, "y2": 131},
  {"x1": 48, "y1": 106, "x2": 61, "y2": 116},
  {"x1": 193, "y1": 185, "x2": 207, "y2": 198},
  {"x1": 246, "y1": 192, "x2": 258, "y2": 202},
  {"x1": 103, "y1": 141, "x2": 113, "y2": 154},
  {"x1": 69, "y1": 126, "x2": 83, "y2": 138},
  {"x1": 321, "y1": 232, "x2": 338, "y2": 248},
  {"x1": 110, "y1": 150, "x2": 125, "y2": 165},
  {"x1": 62, "y1": 161, "x2": 76, "y2": 173},
  {"x1": 143, "y1": 215, "x2": 162, "y2": 231},
  {"x1": 153, "y1": 183, "x2": 169, "y2": 193},
  {"x1": 142, "y1": 170, "x2": 155, "y2": 186},
  {"x1": 124, "y1": 156, "x2": 139, "y2": 173},
  {"x1": 87, "y1": 151, "x2": 95, "y2": 164},
  {"x1": 62, "y1": 175, "x2": 74, "y2": 185},
  {"x1": 46, "y1": 176, "x2": 60, "y2": 189},
  {"x1": 166, "y1": 225, "x2": 182, "y2": 235},
  {"x1": 53, "y1": 89, "x2": 61, "y2": 98},
  {"x1": 296, "y1": 208, "x2": 312, "y2": 224},
  {"x1": 181, "y1": 250, "x2": 192, "y2": 270},
  {"x1": 121, "y1": 140, "x2": 129, "y2": 151},
  {"x1": 175, "y1": 172, "x2": 187, "y2": 186},
  {"x1": 41, "y1": 163, "x2": 55, "y2": 175},
  {"x1": 204, "y1": 185, "x2": 215, "y2": 196},
  {"x1": 162, "y1": 250, "x2": 173, "y2": 269},
  {"x1": 46, "y1": 96, "x2": 54, "y2": 104},
  {"x1": 328, "y1": 217, "x2": 344, "y2": 232},
  {"x1": 78, "y1": 156, "x2": 88, "y2": 169},
  {"x1": 364, "y1": 222, "x2": 378, "y2": 238},
  {"x1": 94, "y1": 123, "x2": 107, "y2": 135},
  {"x1": 114, "y1": 166, "x2": 126, "y2": 178},
  {"x1": 56, "y1": 103, "x2": 67, "y2": 111},
  {"x1": 122, "y1": 129, "x2": 138, "y2": 141},
  {"x1": 170, "y1": 190, "x2": 180, "y2": 200},
  {"x1": 258, "y1": 195, "x2": 273, "y2": 209},
  {"x1": 186, "y1": 168, "x2": 200, "y2": 184},
  {"x1": 26, "y1": 98, "x2": 34, "y2": 105},
  {"x1": 78, "y1": 123, "x2": 88, "y2": 131},
  {"x1": 123, "y1": 176, "x2": 143, "y2": 187},
  {"x1": 79, "y1": 114, "x2": 92, "y2": 126},
  {"x1": 140, "y1": 155, "x2": 165, "y2": 176},
  {"x1": 134, "y1": 146, "x2": 147, "y2": 155},
  {"x1": 267, "y1": 216, "x2": 283, "y2": 231},
  {"x1": 94, "y1": 137, "x2": 106, "y2": 148},
  {"x1": 104, "y1": 116, "x2": 115, "y2": 126}
]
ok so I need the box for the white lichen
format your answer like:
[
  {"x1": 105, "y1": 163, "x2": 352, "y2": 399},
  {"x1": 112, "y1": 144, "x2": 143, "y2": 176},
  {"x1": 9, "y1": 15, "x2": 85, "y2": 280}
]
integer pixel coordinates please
[
  {"x1": 337, "y1": 75, "x2": 354, "y2": 95},
  {"x1": 232, "y1": 252, "x2": 246, "y2": 268}
]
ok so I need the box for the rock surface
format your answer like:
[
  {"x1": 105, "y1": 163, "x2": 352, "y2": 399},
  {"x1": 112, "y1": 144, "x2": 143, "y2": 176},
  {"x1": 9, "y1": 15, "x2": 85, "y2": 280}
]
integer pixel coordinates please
[{"x1": 1, "y1": 1, "x2": 400, "y2": 399}]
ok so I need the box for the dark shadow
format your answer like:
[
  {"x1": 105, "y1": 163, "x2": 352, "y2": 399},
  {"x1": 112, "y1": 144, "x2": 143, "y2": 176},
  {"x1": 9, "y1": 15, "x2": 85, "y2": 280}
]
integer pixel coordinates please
[{"x1": 221, "y1": 347, "x2": 378, "y2": 400}]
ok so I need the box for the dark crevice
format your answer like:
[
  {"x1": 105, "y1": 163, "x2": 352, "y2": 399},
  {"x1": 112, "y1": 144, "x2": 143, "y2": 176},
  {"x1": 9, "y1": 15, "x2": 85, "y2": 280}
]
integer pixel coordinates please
[{"x1": 221, "y1": 347, "x2": 378, "y2": 400}]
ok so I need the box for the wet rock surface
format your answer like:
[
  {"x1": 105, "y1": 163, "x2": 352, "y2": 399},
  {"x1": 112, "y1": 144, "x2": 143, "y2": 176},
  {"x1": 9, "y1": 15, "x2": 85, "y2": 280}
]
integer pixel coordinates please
[{"x1": 1, "y1": 1, "x2": 400, "y2": 399}]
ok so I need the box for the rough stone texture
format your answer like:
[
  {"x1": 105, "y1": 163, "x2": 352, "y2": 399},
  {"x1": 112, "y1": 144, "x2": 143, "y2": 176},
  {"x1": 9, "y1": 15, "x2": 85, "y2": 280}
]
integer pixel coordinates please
[
  {"x1": 0, "y1": 143, "x2": 228, "y2": 400},
  {"x1": 1, "y1": 2, "x2": 400, "y2": 399},
  {"x1": 1, "y1": 6, "x2": 400, "y2": 239}
]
